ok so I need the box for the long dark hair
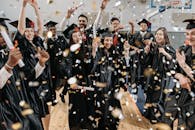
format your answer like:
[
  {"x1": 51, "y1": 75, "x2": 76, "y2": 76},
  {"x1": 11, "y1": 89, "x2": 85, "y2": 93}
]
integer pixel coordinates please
[
  {"x1": 69, "y1": 29, "x2": 81, "y2": 45},
  {"x1": 155, "y1": 27, "x2": 170, "y2": 45}
]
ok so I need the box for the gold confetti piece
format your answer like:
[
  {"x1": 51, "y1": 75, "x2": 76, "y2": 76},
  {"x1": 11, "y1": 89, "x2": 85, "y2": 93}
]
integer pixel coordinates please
[
  {"x1": 165, "y1": 112, "x2": 172, "y2": 117},
  {"x1": 192, "y1": 65, "x2": 195, "y2": 70},
  {"x1": 42, "y1": 80, "x2": 47, "y2": 84},
  {"x1": 19, "y1": 100, "x2": 30, "y2": 108},
  {"x1": 121, "y1": 71, "x2": 127, "y2": 76},
  {"x1": 154, "y1": 85, "x2": 161, "y2": 91},
  {"x1": 63, "y1": 49, "x2": 70, "y2": 57},
  {"x1": 47, "y1": 0, "x2": 53, "y2": 4},
  {"x1": 92, "y1": 0, "x2": 97, "y2": 11},
  {"x1": 111, "y1": 108, "x2": 124, "y2": 119},
  {"x1": 164, "y1": 89, "x2": 173, "y2": 94},
  {"x1": 12, "y1": 122, "x2": 22, "y2": 130},
  {"x1": 55, "y1": 10, "x2": 61, "y2": 15},
  {"x1": 96, "y1": 82, "x2": 107, "y2": 88},
  {"x1": 21, "y1": 109, "x2": 34, "y2": 116}
]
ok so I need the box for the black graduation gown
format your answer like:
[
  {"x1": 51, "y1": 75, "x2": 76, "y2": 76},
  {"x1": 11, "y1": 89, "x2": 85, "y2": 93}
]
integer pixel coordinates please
[
  {"x1": 68, "y1": 42, "x2": 94, "y2": 129},
  {"x1": 0, "y1": 49, "x2": 43, "y2": 130},
  {"x1": 174, "y1": 45, "x2": 195, "y2": 129},
  {"x1": 47, "y1": 35, "x2": 69, "y2": 86},
  {"x1": 0, "y1": 51, "x2": 26, "y2": 130},
  {"x1": 91, "y1": 46, "x2": 121, "y2": 130},
  {"x1": 119, "y1": 53, "x2": 139, "y2": 90},
  {"x1": 97, "y1": 27, "x2": 127, "y2": 55},
  {"x1": 142, "y1": 44, "x2": 176, "y2": 122},
  {"x1": 14, "y1": 31, "x2": 49, "y2": 121}
]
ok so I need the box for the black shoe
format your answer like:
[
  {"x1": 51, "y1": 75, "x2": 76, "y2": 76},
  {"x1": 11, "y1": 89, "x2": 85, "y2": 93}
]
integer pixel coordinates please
[
  {"x1": 52, "y1": 99, "x2": 58, "y2": 106},
  {"x1": 60, "y1": 93, "x2": 65, "y2": 103}
]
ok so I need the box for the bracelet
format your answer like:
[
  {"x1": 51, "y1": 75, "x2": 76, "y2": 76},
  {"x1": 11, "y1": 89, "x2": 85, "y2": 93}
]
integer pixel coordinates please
[{"x1": 5, "y1": 63, "x2": 14, "y2": 69}]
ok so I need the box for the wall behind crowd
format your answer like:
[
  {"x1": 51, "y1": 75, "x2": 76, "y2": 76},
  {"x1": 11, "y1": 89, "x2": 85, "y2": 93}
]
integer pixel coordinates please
[{"x1": 1, "y1": 0, "x2": 194, "y2": 48}]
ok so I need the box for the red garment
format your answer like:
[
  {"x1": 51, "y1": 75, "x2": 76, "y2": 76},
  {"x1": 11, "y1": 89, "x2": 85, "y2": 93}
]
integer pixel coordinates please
[{"x1": 113, "y1": 34, "x2": 118, "y2": 46}]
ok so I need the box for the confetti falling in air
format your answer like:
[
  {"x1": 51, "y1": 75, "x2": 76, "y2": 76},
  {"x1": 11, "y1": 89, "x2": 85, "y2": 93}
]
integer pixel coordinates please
[
  {"x1": 63, "y1": 49, "x2": 70, "y2": 57},
  {"x1": 111, "y1": 108, "x2": 124, "y2": 120},
  {"x1": 47, "y1": 31, "x2": 52, "y2": 38},
  {"x1": 91, "y1": 0, "x2": 97, "y2": 11},
  {"x1": 68, "y1": 77, "x2": 77, "y2": 85},
  {"x1": 47, "y1": 0, "x2": 53, "y2": 4},
  {"x1": 70, "y1": 43, "x2": 81, "y2": 52},
  {"x1": 21, "y1": 109, "x2": 34, "y2": 116},
  {"x1": 115, "y1": 1, "x2": 121, "y2": 7},
  {"x1": 55, "y1": 10, "x2": 61, "y2": 16},
  {"x1": 11, "y1": 122, "x2": 22, "y2": 130}
]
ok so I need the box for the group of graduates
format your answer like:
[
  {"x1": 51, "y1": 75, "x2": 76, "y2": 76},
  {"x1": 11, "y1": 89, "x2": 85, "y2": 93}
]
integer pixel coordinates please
[{"x1": 0, "y1": 0, "x2": 195, "y2": 130}]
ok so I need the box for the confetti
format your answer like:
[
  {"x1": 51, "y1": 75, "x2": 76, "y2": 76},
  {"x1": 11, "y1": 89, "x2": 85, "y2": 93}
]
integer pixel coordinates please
[
  {"x1": 21, "y1": 109, "x2": 34, "y2": 116},
  {"x1": 115, "y1": 1, "x2": 121, "y2": 7},
  {"x1": 47, "y1": 0, "x2": 53, "y2": 4},
  {"x1": 11, "y1": 122, "x2": 22, "y2": 130},
  {"x1": 70, "y1": 43, "x2": 81, "y2": 52},
  {"x1": 68, "y1": 77, "x2": 77, "y2": 85},
  {"x1": 47, "y1": 31, "x2": 52, "y2": 38}
]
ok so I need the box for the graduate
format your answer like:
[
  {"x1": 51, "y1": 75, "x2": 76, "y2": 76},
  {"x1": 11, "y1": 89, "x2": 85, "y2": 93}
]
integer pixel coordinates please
[
  {"x1": 0, "y1": 17, "x2": 44, "y2": 130},
  {"x1": 66, "y1": 26, "x2": 95, "y2": 130},
  {"x1": 91, "y1": 32, "x2": 122, "y2": 130},
  {"x1": 142, "y1": 27, "x2": 176, "y2": 123},
  {"x1": 173, "y1": 19, "x2": 195, "y2": 130},
  {"x1": 10, "y1": 0, "x2": 50, "y2": 129},
  {"x1": 44, "y1": 20, "x2": 70, "y2": 103},
  {"x1": 129, "y1": 18, "x2": 154, "y2": 49}
]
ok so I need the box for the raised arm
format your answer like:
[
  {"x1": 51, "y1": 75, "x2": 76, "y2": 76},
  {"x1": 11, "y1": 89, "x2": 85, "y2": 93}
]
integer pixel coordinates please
[
  {"x1": 59, "y1": 7, "x2": 77, "y2": 31},
  {"x1": 18, "y1": 0, "x2": 29, "y2": 35},
  {"x1": 93, "y1": 0, "x2": 109, "y2": 38},
  {"x1": 30, "y1": 0, "x2": 43, "y2": 37},
  {"x1": 128, "y1": 21, "x2": 135, "y2": 34}
]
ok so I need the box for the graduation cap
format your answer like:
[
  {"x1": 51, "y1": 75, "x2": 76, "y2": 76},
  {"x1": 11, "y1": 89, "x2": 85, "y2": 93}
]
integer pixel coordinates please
[
  {"x1": 0, "y1": 17, "x2": 10, "y2": 30},
  {"x1": 9, "y1": 18, "x2": 35, "y2": 28},
  {"x1": 44, "y1": 21, "x2": 58, "y2": 29},
  {"x1": 138, "y1": 18, "x2": 152, "y2": 31},
  {"x1": 63, "y1": 23, "x2": 78, "y2": 39},
  {"x1": 137, "y1": 18, "x2": 151, "y2": 26},
  {"x1": 183, "y1": 19, "x2": 195, "y2": 29}
]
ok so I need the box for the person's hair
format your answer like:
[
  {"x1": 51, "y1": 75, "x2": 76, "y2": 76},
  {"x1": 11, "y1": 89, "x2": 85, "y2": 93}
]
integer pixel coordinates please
[
  {"x1": 155, "y1": 27, "x2": 170, "y2": 45},
  {"x1": 78, "y1": 14, "x2": 88, "y2": 22},
  {"x1": 110, "y1": 17, "x2": 120, "y2": 23},
  {"x1": 69, "y1": 30, "x2": 81, "y2": 45}
]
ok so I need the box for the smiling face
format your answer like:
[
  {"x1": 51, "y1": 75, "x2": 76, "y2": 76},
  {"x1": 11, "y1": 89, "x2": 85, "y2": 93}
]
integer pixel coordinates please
[
  {"x1": 140, "y1": 23, "x2": 148, "y2": 32},
  {"x1": 78, "y1": 16, "x2": 88, "y2": 30},
  {"x1": 72, "y1": 31, "x2": 82, "y2": 44},
  {"x1": 24, "y1": 28, "x2": 34, "y2": 42},
  {"x1": 185, "y1": 28, "x2": 195, "y2": 46},
  {"x1": 111, "y1": 19, "x2": 120, "y2": 31},
  {"x1": 48, "y1": 26, "x2": 57, "y2": 37},
  {"x1": 103, "y1": 36, "x2": 113, "y2": 49},
  {"x1": 155, "y1": 30, "x2": 165, "y2": 45}
]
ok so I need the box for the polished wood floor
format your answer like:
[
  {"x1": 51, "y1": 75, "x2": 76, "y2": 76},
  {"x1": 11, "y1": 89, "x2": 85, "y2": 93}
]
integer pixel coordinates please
[{"x1": 49, "y1": 89, "x2": 172, "y2": 130}]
